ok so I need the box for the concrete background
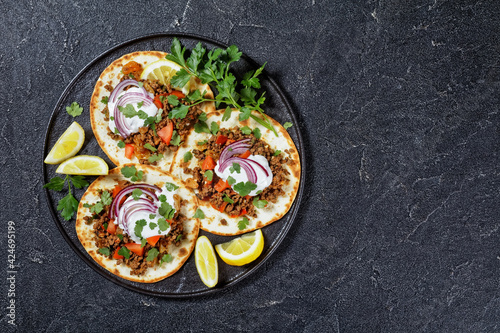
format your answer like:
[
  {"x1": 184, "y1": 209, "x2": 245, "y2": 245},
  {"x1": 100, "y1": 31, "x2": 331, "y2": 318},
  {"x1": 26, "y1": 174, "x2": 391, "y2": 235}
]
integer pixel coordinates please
[{"x1": 2, "y1": 0, "x2": 500, "y2": 332}]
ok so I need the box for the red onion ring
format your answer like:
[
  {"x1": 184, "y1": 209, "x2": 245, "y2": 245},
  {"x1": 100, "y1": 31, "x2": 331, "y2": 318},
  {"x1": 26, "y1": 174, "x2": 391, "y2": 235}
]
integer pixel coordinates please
[
  {"x1": 110, "y1": 184, "x2": 160, "y2": 219},
  {"x1": 218, "y1": 139, "x2": 251, "y2": 164},
  {"x1": 109, "y1": 79, "x2": 149, "y2": 104}
]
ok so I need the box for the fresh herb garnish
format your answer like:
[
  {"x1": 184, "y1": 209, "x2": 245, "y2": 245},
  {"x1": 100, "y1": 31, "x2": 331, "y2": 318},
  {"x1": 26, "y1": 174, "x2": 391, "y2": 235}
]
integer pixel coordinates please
[
  {"x1": 175, "y1": 234, "x2": 183, "y2": 242},
  {"x1": 167, "y1": 94, "x2": 180, "y2": 106},
  {"x1": 241, "y1": 126, "x2": 252, "y2": 135},
  {"x1": 44, "y1": 175, "x2": 89, "y2": 220},
  {"x1": 233, "y1": 181, "x2": 257, "y2": 197},
  {"x1": 117, "y1": 140, "x2": 125, "y2": 148},
  {"x1": 210, "y1": 121, "x2": 219, "y2": 135},
  {"x1": 158, "y1": 194, "x2": 167, "y2": 202},
  {"x1": 118, "y1": 247, "x2": 131, "y2": 259},
  {"x1": 141, "y1": 238, "x2": 147, "y2": 248},
  {"x1": 283, "y1": 122, "x2": 293, "y2": 130},
  {"x1": 273, "y1": 150, "x2": 281, "y2": 156},
  {"x1": 183, "y1": 151, "x2": 193, "y2": 162},
  {"x1": 160, "y1": 253, "x2": 173, "y2": 265},
  {"x1": 170, "y1": 130, "x2": 181, "y2": 146},
  {"x1": 197, "y1": 140, "x2": 208, "y2": 145},
  {"x1": 238, "y1": 217, "x2": 249, "y2": 230},
  {"x1": 148, "y1": 154, "x2": 163, "y2": 163},
  {"x1": 227, "y1": 176, "x2": 236, "y2": 185},
  {"x1": 146, "y1": 248, "x2": 159, "y2": 262},
  {"x1": 159, "y1": 203, "x2": 175, "y2": 220},
  {"x1": 66, "y1": 102, "x2": 83, "y2": 117},
  {"x1": 158, "y1": 217, "x2": 171, "y2": 231},
  {"x1": 223, "y1": 195, "x2": 234, "y2": 204},
  {"x1": 253, "y1": 128, "x2": 261, "y2": 139},
  {"x1": 134, "y1": 219, "x2": 147, "y2": 238},
  {"x1": 193, "y1": 208, "x2": 205, "y2": 219},
  {"x1": 253, "y1": 196, "x2": 268, "y2": 209},
  {"x1": 117, "y1": 234, "x2": 124, "y2": 241},
  {"x1": 149, "y1": 222, "x2": 157, "y2": 229},
  {"x1": 222, "y1": 107, "x2": 232, "y2": 121},
  {"x1": 101, "y1": 96, "x2": 109, "y2": 104},
  {"x1": 204, "y1": 170, "x2": 213, "y2": 181},
  {"x1": 121, "y1": 165, "x2": 143, "y2": 182},
  {"x1": 198, "y1": 112, "x2": 208, "y2": 121},
  {"x1": 165, "y1": 182, "x2": 179, "y2": 191},
  {"x1": 166, "y1": 38, "x2": 278, "y2": 136},
  {"x1": 229, "y1": 162, "x2": 241, "y2": 174},
  {"x1": 132, "y1": 189, "x2": 143, "y2": 200},
  {"x1": 98, "y1": 247, "x2": 110, "y2": 256},
  {"x1": 144, "y1": 143, "x2": 157, "y2": 152},
  {"x1": 194, "y1": 121, "x2": 211, "y2": 134},
  {"x1": 169, "y1": 104, "x2": 190, "y2": 119}
]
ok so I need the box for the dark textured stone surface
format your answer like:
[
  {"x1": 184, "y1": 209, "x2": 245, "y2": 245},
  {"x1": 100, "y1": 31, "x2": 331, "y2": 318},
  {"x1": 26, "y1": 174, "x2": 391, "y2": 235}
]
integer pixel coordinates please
[{"x1": 2, "y1": 0, "x2": 500, "y2": 331}]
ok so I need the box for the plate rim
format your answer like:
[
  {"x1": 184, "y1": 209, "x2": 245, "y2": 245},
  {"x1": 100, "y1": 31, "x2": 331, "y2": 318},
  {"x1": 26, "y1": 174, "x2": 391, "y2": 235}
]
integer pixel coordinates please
[{"x1": 42, "y1": 32, "x2": 306, "y2": 298}]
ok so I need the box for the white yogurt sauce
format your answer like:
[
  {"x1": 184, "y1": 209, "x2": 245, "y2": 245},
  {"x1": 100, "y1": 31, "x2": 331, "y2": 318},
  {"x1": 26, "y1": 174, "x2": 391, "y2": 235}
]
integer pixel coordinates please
[
  {"x1": 116, "y1": 185, "x2": 177, "y2": 244},
  {"x1": 108, "y1": 87, "x2": 158, "y2": 135},
  {"x1": 214, "y1": 155, "x2": 273, "y2": 197}
]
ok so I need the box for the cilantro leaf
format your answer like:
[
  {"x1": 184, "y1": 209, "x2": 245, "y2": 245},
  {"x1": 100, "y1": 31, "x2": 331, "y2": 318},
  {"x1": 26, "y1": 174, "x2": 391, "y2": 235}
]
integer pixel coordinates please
[
  {"x1": 210, "y1": 121, "x2": 219, "y2": 135},
  {"x1": 176, "y1": 234, "x2": 183, "y2": 242},
  {"x1": 229, "y1": 162, "x2": 241, "y2": 174},
  {"x1": 149, "y1": 214, "x2": 156, "y2": 220},
  {"x1": 239, "y1": 107, "x2": 252, "y2": 121},
  {"x1": 238, "y1": 217, "x2": 249, "y2": 230},
  {"x1": 165, "y1": 182, "x2": 180, "y2": 191},
  {"x1": 117, "y1": 140, "x2": 125, "y2": 148},
  {"x1": 223, "y1": 195, "x2": 234, "y2": 204},
  {"x1": 117, "y1": 234, "x2": 123, "y2": 241},
  {"x1": 98, "y1": 247, "x2": 110, "y2": 256},
  {"x1": 253, "y1": 128, "x2": 261, "y2": 139},
  {"x1": 227, "y1": 176, "x2": 236, "y2": 185},
  {"x1": 183, "y1": 151, "x2": 193, "y2": 162},
  {"x1": 146, "y1": 248, "x2": 160, "y2": 262},
  {"x1": 193, "y1": 208, "x2": 205, "y2": 219},
  {"x1": 43, "y1": 177, "x2": 66, "y2": 191},
  {"x1": 222, "y1": 106, "x2": 232, "y2": 121},
  {"x1": 158, "y1": 217, "x2": 170, "y2": 231},
  {"x1": 169, "y1": 104, "x2": 190, "y2": 119},
  {"x1": 101, "y1": 191, "x2": 112, "y2": 205},
  {"x1": 57, "y1": 193, "x2": 79, "y2": 221},
  {"x1": 149, "y1": 222, "x2": 157, "y2": 229},
  {"x1": 283, "y1": 122, "x2": 293, "y2": 130},
  {"x1": 101, "y1": 96, "x2": 109, "y2": 104},
  {"x1": 134, "y1": 219, "x2": 147, "y2": 238},
  {"x1": 171, "y1": 68, "x2": 191, "y2": 89},
  {"x1": 170, "y1": 130, "x2": 181, "y2": 146},
  {"x1": 204, "y1": 170, "x2": 213, "y2": 181},
  {"x1": 160, "y1": 253, "x2": 173, "y2": 265},
  {"x1": 148, "y1": 154, "x2": 163, "y2": 163},
  {"x1": 118, "y1": 104, "x2": 137, "y2": 118},
  {"x1": 121, "y1": 165, "x2": 137, "y2": 178},
  {"x1": 69, "y1": 176, "x2": 89, "y2": 189},
  {"x1": 66, "y1": 102, "x2": 83, "y2": 117},
  {"x1": 240, "y1": 126, "x2": 252, "y2": 135},
  {"x1": 141, "y1": 238, "x2": 147, "y2": 248},
  {"x1": 273, "y1": 150, "x2": 281, "y2": 156},
  {"x1": 197, "y1": 140, "x2": 208, "y2": 145},
  {"x1": 194, "y1": 121, "x2": 211, "y2": 134},
  {"x1": 118, "y1": 247, "x2": 131, "y2": 259},
  {"x1": 167, "y1": 94, "x2": 180, "y2": 106},
  {"x1": 158, "y1": 194, "x2": 167, "y2": 202},
  {"x1": 159, "y1": 202, "x2": 175, "y2": 220},
  {"x1": 132, "y1": 189, "x2": 143, "y2": 200},
  {"x1": 253, "y1": 196, "x2": 268, "y2": 209},
  {"x1": 90, "y1": 202, "x2": 104, "y2": 214},
  {"x1": 198, "y1": 112, "x2": 208, "y2": 121},
  {"x1": 233, "y1": 181, "x2": 257, "y2": 197}
]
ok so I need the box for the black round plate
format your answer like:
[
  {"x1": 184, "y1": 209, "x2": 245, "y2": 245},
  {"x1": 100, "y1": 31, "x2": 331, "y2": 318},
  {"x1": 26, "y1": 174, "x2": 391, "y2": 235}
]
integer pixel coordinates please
[{"x1": 42, "y1": 32, "x2": 305, "y2": 297}]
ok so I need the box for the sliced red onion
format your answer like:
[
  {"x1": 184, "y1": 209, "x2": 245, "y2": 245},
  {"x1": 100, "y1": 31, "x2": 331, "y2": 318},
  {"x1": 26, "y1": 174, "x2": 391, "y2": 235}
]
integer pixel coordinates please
[
  {"x1": 218, "y1": 157, "x2": 259, "y2": 183},
  {"x1": 110, "y1": 184, "x2": 160, "y2": 219},
  {"x1": 219, "y1": 139, "x2": 251, "y2": 164},
  {"x1": 113, "y1": 91, "x2": 155, "y2": 138},
  {"x1": 109, "y1": 79, "x2": 148, "y2": 104}
]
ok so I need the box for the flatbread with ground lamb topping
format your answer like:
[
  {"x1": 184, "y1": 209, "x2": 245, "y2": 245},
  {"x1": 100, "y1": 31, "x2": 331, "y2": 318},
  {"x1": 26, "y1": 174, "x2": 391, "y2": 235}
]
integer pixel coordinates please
[
  {"x1": 89, "y1": 51, "x2": 215, "y2": 171},
  {"x1": 169, "y1": 109, "x2": 300, "y2": 236},
  {"x1": 75, "y1": 164, "x2": 200, "y2": 283}
]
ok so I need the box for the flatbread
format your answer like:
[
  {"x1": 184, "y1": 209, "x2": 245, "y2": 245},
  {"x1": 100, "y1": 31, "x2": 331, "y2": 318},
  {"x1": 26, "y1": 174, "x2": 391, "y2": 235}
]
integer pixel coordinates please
[
  {"x1": 169, "y1": 110, "x2": 301, "y2": 236},
  {"x1": 89, "y1": 51, "x2": 215, "y2": 170},
  {"x1": 75, "y1": 164, "x2": 200, "y2": 283}
]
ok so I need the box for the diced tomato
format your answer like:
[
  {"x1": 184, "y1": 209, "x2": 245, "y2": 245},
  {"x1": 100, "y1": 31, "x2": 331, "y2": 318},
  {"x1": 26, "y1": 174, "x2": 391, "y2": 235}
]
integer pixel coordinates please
[
  {"x1": 214, "y1": 179, "x2": 230, "y2": 192},
  {"x1": 122, "y1": 61, "x2": 142, "y2": 74},
  {"x1": 153, "y1": 96, "x2": 163, "y2": 109},
  {"x1": 157, "y1": 122, "x2": 174, "y2": 145},
  {"x1": 202, "y1": 156, "x2": 216, "y2": 170},
  {"x1": 112, "y1": 185, "x2": 122, "y2": 198},
  {"x1": 107, "y1": 219, "x2": 117, "y2": 235},
  {"x1": 124, "y1": 243, "x2": 144, "y2": 256},
  {"x1": 113, "y1": 247, "x2": 124, "y2": 260},
  {"x1": 244, "y1": 195, "x2": 252, "y2": 200},
  {"x1": 226, "y1": 139, "x2": 236, "y2": 145},
  {"x1": 230, "y1": 208, "x2": 247, "y2": 218},
  {"x1": 169, "y1": 90, "x2": 185, "y2": 99},
  {"x1": 125, "y1": 144, "x2": 134, "y2": 159},
  {"x1": 215, "y1": 135, "x2": 228, "y2": 145},
  {"x1": 211, "y1": 202, "x2": 228, "y2": 213},
  {"x1": 239, "y1": 150, "x2": 251, "y2": 159},
  {"x1": 147, "y1": 236, "x2": 161, "y2": 247}
]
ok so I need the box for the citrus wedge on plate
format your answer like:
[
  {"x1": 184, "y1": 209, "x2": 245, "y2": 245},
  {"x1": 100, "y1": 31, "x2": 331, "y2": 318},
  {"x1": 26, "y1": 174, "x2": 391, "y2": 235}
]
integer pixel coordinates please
[
  {"x1": 44, "y1": 122, "x2": 85, "y2": 164},
  {"x1": 140, "y1": 59, "x2": 191, "y2": 94},
  {"x1": 56, "y1": 155, "x2": 108, "y2": 175},
  {"x1": 215, "y1": 229, "x2": 264, "y2": 266},
  {"x1": 195, "y1": 236, "x2": 218, "y2": 288}
]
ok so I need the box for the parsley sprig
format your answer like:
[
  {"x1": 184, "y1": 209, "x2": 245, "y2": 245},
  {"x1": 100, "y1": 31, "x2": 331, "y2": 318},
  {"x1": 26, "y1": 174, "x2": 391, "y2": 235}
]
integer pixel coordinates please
[
  {"x1": 44, "y1": 175, "x2": 89, "y2": 220},
  {"x1": 166, "y1": 38, "x2": 278, "y2": 136}
]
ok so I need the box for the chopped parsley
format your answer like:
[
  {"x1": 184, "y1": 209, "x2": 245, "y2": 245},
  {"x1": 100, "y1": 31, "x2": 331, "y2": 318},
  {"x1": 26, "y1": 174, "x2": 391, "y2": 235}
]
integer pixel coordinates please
[
  {"x1": 183, "y1": 151, "x2": 193, "y2": 162},
  {"x1": 146, "y1": 248, "x2": 160, "y2": 262},
  {"x1": 98, "y1": 247, "x2": 110, "y2": 256},
  {"x1": 204, "y1": 170, "x2": 213, "y2": 181},
  {"x1": 121, "y1": 165, "x2": 143, "y2": 182},
  {"x1": 227, "y1": 176, "x2": 236, "y2": 185},
  {"x1": 229, "y1": 162, "x2": 241, "y2": 174},
  {"x1": 117, "y1": 140, "x2": 125, "y2": 148},
  {"x1": 66, "y1": 102, "x2": 83, "y2": 117},
  {"x1": 238, "y1": 217, "x2": 249, "y2": 230},
  {"x1": 193, "y1": 208, "x2": 205, "y2": 219},
  {"x1": 160, "y1": 253, "x2": 173, "y2": 265},
  {"x1": 233, "y1": 181, "x2": 257, "y2": 197},
  {"x1": 44, "y1": 175, "x2": 89, "y2": 220}
]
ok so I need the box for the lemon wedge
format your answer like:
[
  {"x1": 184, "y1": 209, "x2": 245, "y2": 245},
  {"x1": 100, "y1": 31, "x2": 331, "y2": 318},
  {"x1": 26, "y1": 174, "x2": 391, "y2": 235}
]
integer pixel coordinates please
[
  {"x1": 215, "y1": 229, "x2": 264, "y2": 266},
  {"x1": 140, "y1": 59, "x2": 191, "y2": 94},
  {"x1": 56, "y1": 155, "x2": 108, "y2": 175},
  {"x1": 195, "y1": 236, "x2": 218, "y2": 288},
  {"x1": 44, "y1": 122, "x2": 85, "y2": 164}
]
